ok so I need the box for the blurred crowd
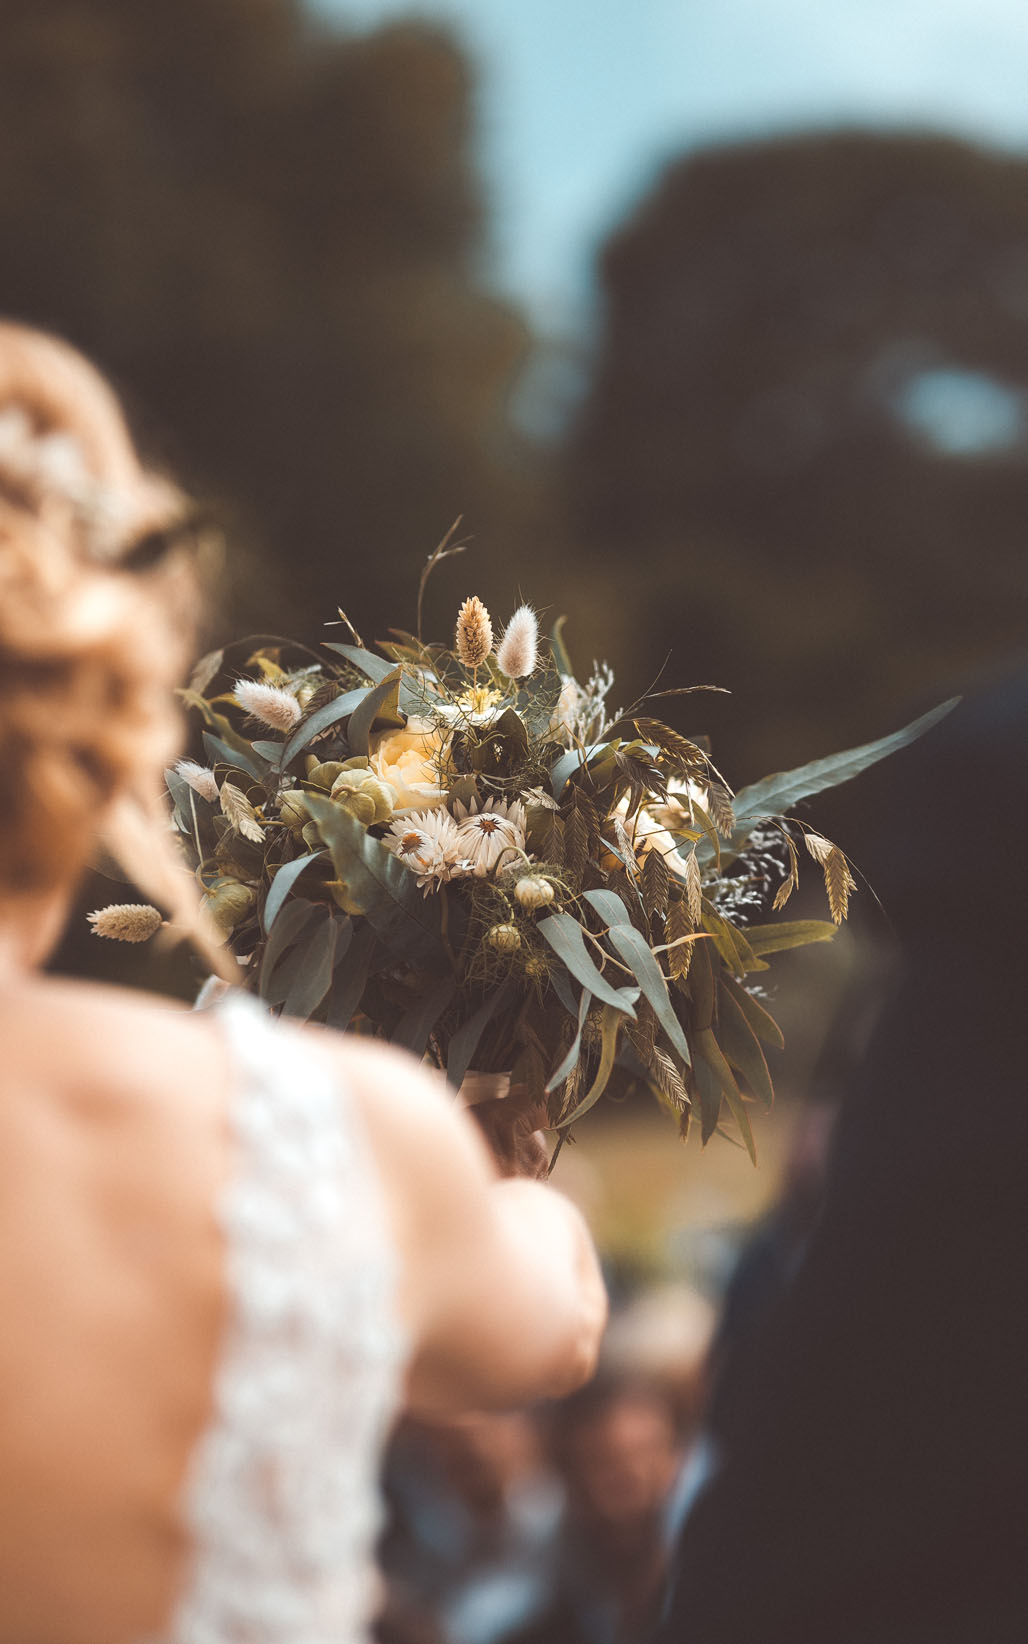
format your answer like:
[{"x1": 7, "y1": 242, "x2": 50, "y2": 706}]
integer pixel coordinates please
[{"x1": 372, "y1": 1098, "x2": 838, "y2": 1644}]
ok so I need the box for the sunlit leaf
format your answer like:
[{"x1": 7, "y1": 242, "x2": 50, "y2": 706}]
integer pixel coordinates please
[{"x1": 743, "y1": 920, "x2": 837, "y2": 956}]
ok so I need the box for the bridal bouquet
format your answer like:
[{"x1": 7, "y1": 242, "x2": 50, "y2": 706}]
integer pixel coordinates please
[{"x1": 101, "y1": 554, "x2": 951, "y2": 1159}]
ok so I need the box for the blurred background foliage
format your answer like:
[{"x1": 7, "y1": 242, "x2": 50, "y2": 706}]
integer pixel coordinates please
[
  {"x1": 11, "y1": 0, "x2": 1027, "y2": 1096},
  {"x1": 3, "y1": 0, "x2": 1025, "y2": 788}
]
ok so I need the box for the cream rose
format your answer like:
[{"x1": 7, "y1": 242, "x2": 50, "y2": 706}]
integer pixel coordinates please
[{"x1": 369, "y1": 718, "x2": 450, "y2": 812}]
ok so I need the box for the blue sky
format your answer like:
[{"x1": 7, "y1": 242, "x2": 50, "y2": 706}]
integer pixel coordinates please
[{"x1": 311, "y1": 0, "x2": 1028, "y2": 333}]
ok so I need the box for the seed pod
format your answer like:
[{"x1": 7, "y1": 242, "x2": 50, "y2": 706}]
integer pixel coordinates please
[
  {"x1": 204, "y1": 880, "x2": 256, "y2": 935},
  {"x1": 514, "y1": 875, "x2": 555, "y2": 910},
  {"x1": 307, "y1": 760, "x2": 348, "y2": 790},
  {"x1": 486, "y1": 922, "x2": 522, "y2": 954},
  {"x1": 335, "y1": 789, "x2": 377, "y2": 826},
  {"x1": 278, "y1": 789, "x2": 310, "y2": 832}
]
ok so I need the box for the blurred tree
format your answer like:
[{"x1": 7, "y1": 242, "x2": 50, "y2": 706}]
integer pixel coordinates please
[
  {"x1": 0, "y1": 0, "x2": 536, "y2": 638},
  {"x1": 563, "y1": 131, "x2": 1028, "y2": 777}
]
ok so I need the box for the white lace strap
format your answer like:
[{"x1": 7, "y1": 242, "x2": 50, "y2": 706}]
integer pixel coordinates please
[{"x1": 164, "y1": 994, "x2": 404, "y2": 1644}]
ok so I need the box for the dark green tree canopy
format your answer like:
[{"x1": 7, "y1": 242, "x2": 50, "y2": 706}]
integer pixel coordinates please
[
  {"x1": 0, "y1": 0, "x2": 532, "y2": 636},
  {"x1": 565, "y1": 131, "x2": 1028, "y2": 771}
]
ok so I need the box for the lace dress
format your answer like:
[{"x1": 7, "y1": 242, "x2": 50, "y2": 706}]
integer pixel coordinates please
[{"x1": 156, "y1": 992, "x2": 406, "y2": 1644}]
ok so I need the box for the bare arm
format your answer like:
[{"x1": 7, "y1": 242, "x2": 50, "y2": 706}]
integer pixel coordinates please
[{"x1": 330, "y1": 1037, "x2": 607, "y2": 1412}]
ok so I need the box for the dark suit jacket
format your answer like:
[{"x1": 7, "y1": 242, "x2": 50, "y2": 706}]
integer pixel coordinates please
[{"x1": 656, "y1": 672, "x2": 1028, "y2": 1644}]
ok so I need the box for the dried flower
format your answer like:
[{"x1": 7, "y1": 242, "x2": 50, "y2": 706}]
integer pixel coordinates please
[
  {"x1": 453, "y1": 797, "x2": 526, "y2": 877},
  {"x1": 220, "y1": 781, "x2": 266, "y2": 843},
  {"x1": 233, "y1": 678, "x2": 302, "y2": 731},
  {"x1": 174, "y1": 759, "x2": 220, "y2": 802},
  {"x1": 384, "y1": 807, "x2": 461, "y2": 892},
  {"x1": 486, "y1": 922, "x2": 522, "y2": 953},
  {"x1": 514, "y1": 875, "x2": 555, "y2": 910},
  {"x1": 455, "y1": 595, "x2": 493, "y2": 670},
  {"x1": 87, "y1": 902, "x2": 164, "y2": 942},
  {"x1": 496, "y1": 605, "x2": 539, "y2": 679}
]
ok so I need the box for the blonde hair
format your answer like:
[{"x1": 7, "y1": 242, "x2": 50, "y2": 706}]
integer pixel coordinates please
[{"x1": 0, "y1": 321, "x2": 232, "y2": 976}]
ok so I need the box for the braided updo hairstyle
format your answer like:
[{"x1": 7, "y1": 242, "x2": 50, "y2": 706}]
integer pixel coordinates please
[{"x1": 0, "y1": 321, "x2": 230, "y2": 972}]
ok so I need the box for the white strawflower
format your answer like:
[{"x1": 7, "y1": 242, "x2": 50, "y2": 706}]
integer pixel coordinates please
[
  {"x1": 174, "y1": 759, "x2": 220, "y2": 802},
  {"x1": 385, "y1": 808, "x2": 462, "y2": 892},
  {"x1": 87, "y1": 903, "x2": 164, "y2": 942},
  {"x1": 233, "y1": 678, "x2": 303, "y2": 731},
  {"x1": 453, "y1": 797, "x2": 526, "y2": 877},
  {"x1": 496, "y1": 605, "x2": 539, "y2": 679}
]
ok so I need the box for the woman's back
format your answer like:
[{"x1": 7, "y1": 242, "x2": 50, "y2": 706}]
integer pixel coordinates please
[{"x1": 0, "y1": 980, "x2": 231, "y2": 1644}]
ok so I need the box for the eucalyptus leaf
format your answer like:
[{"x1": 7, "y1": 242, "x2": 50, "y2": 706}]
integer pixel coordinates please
[
  {"x1": 717, "y1": 981, "x2": 775, "y2": 1107},
  {"x1": 717, "y1": 698, "x2": 960, "y2": 860},
  {"x1": 446, "y1": 981, "x2": 516, "y2": 1090},
  {"x1": 550, "y1": 616, "x2": 574, "y2": 677},
  {"x1": 548, "y1": 963, "x2": 579, "y2": 1019},
  {"x1": 395, "y1": 974, "x2": 457, "y2": 1058},
  {"x1": 263, "y1": 850, "x2": 326, "y2": 934},
  {"x1": 582, "y1": 888, "x2": 632, "y2": 930},
  {"x1": 546, "y1": 986, "x2": 592, "y2": 1093},
  {"x1": 696, "y1": 1028, "x2": 757, "y2": 1165},
  {"x1": 692, "y1": 1051, "x2": 724, "y2": 1145},
  {"x1": 347, "y1": 671, "x2": 403, "y2": 758},
  {"x1": 251, "y1": 740, "x2": 285, "y2": 763},
  {"x1": 281, "y1": 909, "x2": 340, "y2": 1020},
  {"x1": 322, "y1": 643, "x2": 397, "y2": 682},
  {"x1": 202, "y1": 732, "x2": 267, "y2": 783},
  {"x1": 277, "y1": 687, "x2": 367, "y2": 770},
  {"x1": 305, "y1": 793, "x2": 446, "y2": 966},
  {"x1": 550, "y1": 744, "x2": 607, "y2": 800},
  {"x1": 560, "y1": 1004, "x2": 624, "y2": 1125},
  {"x1": 324, "y1": 921, "x2": 376, "y2": 1030},
  {"x1": 537, "y1": 913, "x2": 636, "y2": 1016},
  {"x1": 744, "y1": 920, "x2": 837, "y2": 956},
  {"x1": 259, "y1": 898, "x2": 322, "y2": 997},
  {"x1": 720, "y1": 971, "x2": 785, "y2": 1050},
  {"x1": 606, "y1": 921, "x2": 692, "y2": 1066}
]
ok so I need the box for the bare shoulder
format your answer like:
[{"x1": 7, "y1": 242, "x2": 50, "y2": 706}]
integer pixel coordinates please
[
  {"x1": 0, "y1": 975, "x2": 230, "y2": 1133},
  {"x1": 310, "y1": 1028, "x2": 491, "y2": 1170}
]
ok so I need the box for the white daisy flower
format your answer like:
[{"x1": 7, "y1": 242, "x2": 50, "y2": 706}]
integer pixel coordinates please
[
  {"x1": 384, "y1": 808, "x2": 461, "y2": 892},
  {"x1": 452, "y1": 797, "x2": 526, "y2": 877}
]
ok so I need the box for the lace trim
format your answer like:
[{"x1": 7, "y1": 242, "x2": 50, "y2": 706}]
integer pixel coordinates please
[{"x1": 162, "y1": 994, "x2": 404, "y2": 1644}]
